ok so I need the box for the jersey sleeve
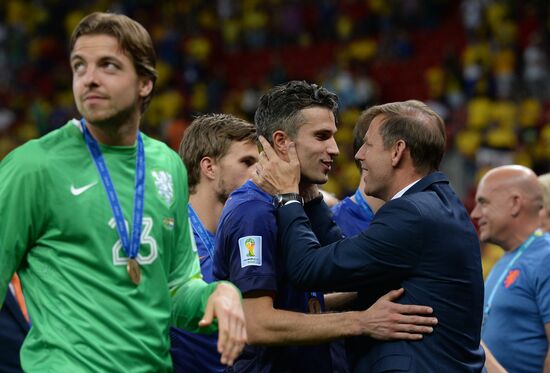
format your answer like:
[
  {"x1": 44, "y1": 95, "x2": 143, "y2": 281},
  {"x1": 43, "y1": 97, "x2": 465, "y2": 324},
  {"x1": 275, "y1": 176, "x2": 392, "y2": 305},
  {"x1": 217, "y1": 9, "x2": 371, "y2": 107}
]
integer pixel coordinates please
[
  {"x1": 535, "y1": 247, "x2": 550, "y2": 324},
  {"x1": 168, "y1": 157, "x2": 218, "y2": 333},
  {"x1": 0, "y1": 144, "x2": 47, "y2": 301},
  {"x1": 218, "y1": 200, "x2": 278, "y2": 295},
  {"x1": 277, "y1": 197, "x2": 423, "y2": 292}
]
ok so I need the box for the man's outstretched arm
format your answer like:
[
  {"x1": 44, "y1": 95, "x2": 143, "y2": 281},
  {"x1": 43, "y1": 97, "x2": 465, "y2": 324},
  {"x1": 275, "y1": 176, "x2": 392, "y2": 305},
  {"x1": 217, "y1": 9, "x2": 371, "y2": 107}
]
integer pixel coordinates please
[{"x1": 243, "y1": 288, "x2": 437, "y2": 346}]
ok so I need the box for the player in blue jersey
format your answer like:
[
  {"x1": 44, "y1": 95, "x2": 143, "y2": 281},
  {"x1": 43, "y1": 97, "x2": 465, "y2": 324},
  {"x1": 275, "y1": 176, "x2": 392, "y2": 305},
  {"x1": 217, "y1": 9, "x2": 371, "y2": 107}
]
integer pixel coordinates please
[
  {"x1": 214, "y1": 81, "x2": 438, "y2": 372},
  {"x1": 331, "y1": 109, "x2": 384, "y2": 237},
  {"x1": 471, "y1": 165, "x2": 550, "y2": 373},
  {"x1": 171, "y1": 114, "x2": 259, "y2": 372}
]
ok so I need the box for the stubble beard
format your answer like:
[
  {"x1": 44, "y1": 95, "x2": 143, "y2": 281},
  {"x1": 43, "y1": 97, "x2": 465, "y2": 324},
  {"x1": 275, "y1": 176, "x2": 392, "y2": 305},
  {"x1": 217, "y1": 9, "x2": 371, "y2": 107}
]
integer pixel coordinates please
[
  {"x1": 215, "y1": 180, "x2": 230, "y2": 205},
  {"x1": 81, "y1": 99, "x2": 139, "y2": 130},
  {"x1": 217, "y1": 191, "x2": 229, "y2": 204}
]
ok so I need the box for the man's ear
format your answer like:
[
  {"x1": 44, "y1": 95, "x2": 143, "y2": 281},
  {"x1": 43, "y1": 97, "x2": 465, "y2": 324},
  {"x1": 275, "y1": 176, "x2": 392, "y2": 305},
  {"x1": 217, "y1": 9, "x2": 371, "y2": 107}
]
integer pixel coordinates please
[
  {"x1": 272, "y1": 130, "x2": 289, "y2": 155},
  {"x1": 139, "y1": 78, "x2": 153, "y2": 98},
  {"x1": 391, "y1": 139, "x2": 407, "y2": 167},
  {"x1": 510, "y1": 193, "x2": 521, "y2": 217},
  {"x1": 199, "y1": 156, "x2": 216, "y2": 181}
]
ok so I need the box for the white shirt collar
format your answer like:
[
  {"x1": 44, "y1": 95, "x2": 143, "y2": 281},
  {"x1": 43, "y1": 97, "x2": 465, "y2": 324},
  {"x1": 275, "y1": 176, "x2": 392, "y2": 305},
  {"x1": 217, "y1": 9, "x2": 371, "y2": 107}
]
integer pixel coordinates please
[{"x1": 391, "y1": 179, "x2": 421, "y2": 200}]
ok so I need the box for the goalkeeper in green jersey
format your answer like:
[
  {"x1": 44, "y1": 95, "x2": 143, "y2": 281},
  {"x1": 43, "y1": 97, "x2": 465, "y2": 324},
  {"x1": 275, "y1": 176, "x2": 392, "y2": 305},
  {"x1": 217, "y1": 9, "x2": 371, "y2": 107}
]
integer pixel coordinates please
[{"x1": 0, "y1": 12, "x2": 246, "y2": 372}]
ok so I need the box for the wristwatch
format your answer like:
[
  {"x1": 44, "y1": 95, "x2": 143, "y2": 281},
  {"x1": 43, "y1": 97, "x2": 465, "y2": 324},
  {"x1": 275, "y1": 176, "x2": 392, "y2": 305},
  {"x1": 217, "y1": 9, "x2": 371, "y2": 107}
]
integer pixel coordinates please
[{"x1": 272, "y1": 193, "x2": 304, "y2": 208}]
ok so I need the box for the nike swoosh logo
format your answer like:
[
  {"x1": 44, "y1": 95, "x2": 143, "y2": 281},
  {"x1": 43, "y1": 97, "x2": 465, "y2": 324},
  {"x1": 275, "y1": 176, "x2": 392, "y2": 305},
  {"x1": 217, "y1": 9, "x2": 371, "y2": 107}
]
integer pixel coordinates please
[{"x1": 70, "y1": 181, "x2": 98, "y2": 196}]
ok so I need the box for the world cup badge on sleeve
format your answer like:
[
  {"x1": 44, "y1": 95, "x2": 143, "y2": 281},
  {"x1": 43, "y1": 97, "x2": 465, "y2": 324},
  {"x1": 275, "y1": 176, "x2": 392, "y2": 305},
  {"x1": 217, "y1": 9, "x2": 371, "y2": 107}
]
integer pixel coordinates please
[{"x1": 239, "y1": 236, "x2": 262, "y2": 268}]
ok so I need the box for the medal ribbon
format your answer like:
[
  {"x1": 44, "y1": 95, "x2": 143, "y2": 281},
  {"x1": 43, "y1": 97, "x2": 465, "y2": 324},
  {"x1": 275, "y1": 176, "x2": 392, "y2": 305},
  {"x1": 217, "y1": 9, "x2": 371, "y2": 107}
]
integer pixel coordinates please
[
  {"x1": 188, "y1": 204, "x2": 215, "y2": 260},
  {"x1": 81, "y1": 118, "x2": 145, "y2": 260},
  {"x1": 483, "y1": 229, "x2": 543, "y2": 326},
  {"x1": 353, "y1": 188, "x2": 374, "y2": 220}
]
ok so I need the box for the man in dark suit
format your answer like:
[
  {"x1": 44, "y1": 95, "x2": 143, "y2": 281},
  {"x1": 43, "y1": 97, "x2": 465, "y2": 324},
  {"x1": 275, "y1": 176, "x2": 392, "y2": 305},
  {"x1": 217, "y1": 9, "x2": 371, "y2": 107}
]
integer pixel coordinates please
[
  {"x1": 1, "y1": 283, "x2": 30, "y2": 372},
  {"x1": 254, "y1": 100, "x2": 485, "y2": 371}
]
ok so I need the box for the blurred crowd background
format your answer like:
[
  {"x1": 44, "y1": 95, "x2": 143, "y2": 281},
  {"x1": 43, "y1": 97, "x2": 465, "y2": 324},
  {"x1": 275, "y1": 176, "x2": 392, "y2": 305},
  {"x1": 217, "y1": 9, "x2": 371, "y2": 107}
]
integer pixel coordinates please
[{"x1": 1, "y1": 0, "x2": 549, "y2": 239}]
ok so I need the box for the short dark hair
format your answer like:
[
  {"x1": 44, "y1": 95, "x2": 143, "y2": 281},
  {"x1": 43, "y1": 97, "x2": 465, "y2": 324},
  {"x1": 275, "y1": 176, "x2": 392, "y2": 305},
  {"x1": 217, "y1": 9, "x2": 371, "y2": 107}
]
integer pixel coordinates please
[
  {"x1": 70, "y1": 12, "x2": 158, "y2": 113},
  {"x1": 179, "y1": 114, "x2": 257, "y2": 193},
  {"x1": 254, "y1": 80, "x2": 339, "y2": 141},
  {"x1": 361, "y1": 100, "x2": 446, "y2": 173}
]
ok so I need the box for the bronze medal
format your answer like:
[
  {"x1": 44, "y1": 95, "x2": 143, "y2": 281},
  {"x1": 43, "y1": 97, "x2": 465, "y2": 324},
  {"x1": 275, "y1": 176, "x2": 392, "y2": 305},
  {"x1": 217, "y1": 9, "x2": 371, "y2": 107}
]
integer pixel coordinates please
[{"x1": 127, "y1": 258, "x2": 141, "y2": 285}]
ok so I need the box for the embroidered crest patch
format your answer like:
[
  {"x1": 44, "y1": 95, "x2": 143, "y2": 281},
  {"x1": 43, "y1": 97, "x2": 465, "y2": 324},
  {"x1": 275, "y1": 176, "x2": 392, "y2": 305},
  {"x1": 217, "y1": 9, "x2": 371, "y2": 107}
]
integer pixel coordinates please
[
  {"x1": 504, "y1": 269, "x2": 520, "y2": 288},
  {"x1": 239, "y1": 236, "x2": 262, "y2": 267},
  {"x1": 152, "y1": 170, "x2": 174, "y2": 206}
]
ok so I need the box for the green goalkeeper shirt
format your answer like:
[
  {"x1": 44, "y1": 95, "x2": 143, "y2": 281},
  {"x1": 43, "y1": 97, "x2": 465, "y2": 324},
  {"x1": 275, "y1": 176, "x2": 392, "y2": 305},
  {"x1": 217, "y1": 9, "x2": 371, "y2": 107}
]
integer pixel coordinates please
[{"x1": 0, "y1": 120, "x2": 217, "y2": 372}]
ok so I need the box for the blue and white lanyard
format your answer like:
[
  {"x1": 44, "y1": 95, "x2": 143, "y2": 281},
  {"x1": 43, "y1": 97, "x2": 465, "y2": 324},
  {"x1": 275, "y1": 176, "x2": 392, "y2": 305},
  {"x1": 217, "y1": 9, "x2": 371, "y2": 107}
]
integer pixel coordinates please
[
  {"x1": 188, "y1": 204, "x2": 215, "y2": 260},
  {"x1": 353, "y1": 188, "x2": 374, "y2": 220},
  {"x1": 483, "y1": 229, "x2": 542, "y2": 323},
  {"x1": 81, "y1": 118, "x2": 145, "y2": 260}
]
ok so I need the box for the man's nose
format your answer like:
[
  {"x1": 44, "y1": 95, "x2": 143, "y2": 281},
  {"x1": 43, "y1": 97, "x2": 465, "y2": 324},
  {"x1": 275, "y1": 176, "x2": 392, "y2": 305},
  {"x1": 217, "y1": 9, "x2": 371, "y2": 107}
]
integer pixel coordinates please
[
  {"x1": 355, "y1": 143, "x2": 366, "y2": 162},
  {"x1": 470, "y1": 204, "x2": 480, "y2": 220},
  {"x1": 328, "y1": 137, "x2": 339, "y2": 157},
  {"x1": 82, "y1": 66, "x2": 99, "y2": 87}
]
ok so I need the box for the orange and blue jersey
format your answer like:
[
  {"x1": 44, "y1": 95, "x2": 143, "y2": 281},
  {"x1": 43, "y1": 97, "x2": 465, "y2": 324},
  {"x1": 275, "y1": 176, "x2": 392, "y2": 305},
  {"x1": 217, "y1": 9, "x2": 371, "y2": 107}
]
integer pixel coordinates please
[{"x1": 482, "y1": 232, "x2": 550, "y2": 372}]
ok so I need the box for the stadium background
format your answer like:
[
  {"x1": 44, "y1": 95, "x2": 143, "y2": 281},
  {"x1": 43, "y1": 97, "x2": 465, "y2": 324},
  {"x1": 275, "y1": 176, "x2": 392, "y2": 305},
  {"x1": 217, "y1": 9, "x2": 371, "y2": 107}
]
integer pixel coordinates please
[{"x1": 0, "y1": 0, "x2": 549, "y2": 275}]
